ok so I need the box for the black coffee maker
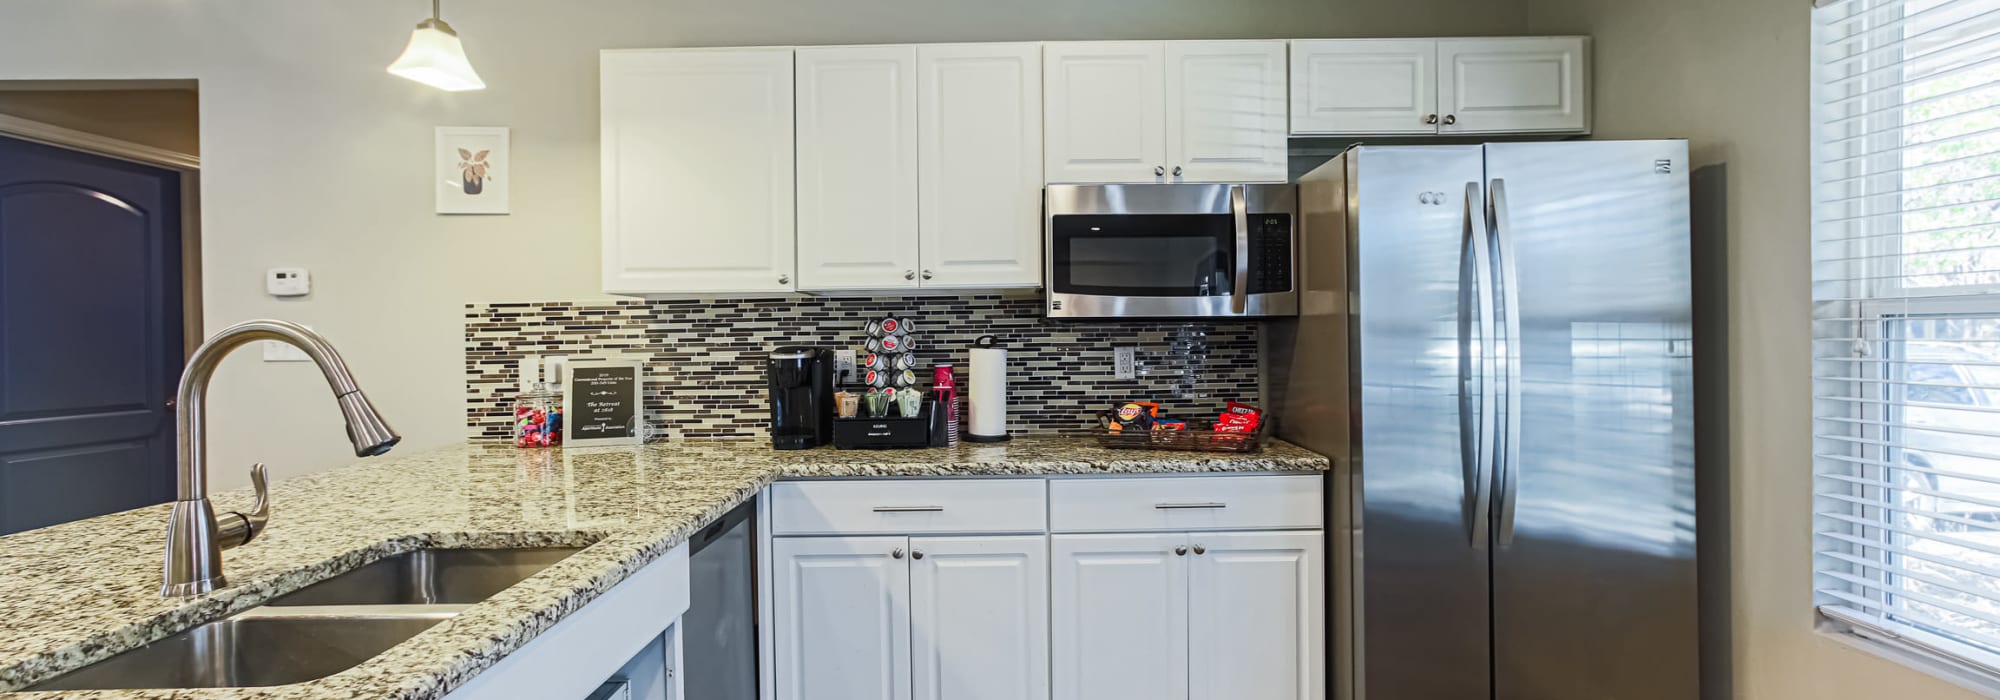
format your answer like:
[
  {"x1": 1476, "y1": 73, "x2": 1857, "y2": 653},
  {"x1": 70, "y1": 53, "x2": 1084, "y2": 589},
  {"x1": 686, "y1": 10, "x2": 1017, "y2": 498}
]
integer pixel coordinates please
[{"x1": 767, "y1": 346, "x2": 834, "y2": 450}]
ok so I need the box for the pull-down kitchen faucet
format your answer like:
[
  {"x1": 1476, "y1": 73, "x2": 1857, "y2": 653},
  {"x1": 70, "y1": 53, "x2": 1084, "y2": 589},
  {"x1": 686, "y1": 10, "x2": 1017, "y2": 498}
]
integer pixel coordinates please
[{"x1": 161, "y1": 320, "x2": 399, "y2": 597}]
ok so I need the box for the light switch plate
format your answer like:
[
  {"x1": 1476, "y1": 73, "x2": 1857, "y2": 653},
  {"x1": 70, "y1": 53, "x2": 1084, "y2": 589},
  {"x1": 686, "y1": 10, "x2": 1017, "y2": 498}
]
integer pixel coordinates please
[
  {"x1": 267, "y1": 267, "x2": 310, "y2": 297},
  {"x1": 1113, "y1": 347, "x2": 1137, "y2": 380}
]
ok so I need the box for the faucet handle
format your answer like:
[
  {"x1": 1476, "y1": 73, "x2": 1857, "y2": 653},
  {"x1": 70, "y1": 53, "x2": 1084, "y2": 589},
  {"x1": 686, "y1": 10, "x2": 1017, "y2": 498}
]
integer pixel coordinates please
[{"x1": 217, "y1": 464, "x2": 271, "y2": 549}]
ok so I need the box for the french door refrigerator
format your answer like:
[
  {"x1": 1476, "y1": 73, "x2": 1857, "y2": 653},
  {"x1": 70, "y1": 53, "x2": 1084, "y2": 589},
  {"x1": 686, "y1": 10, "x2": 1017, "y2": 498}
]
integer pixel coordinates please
[{"x1": 1267, "y1": 141, "x2": 1697, "y2": 699}]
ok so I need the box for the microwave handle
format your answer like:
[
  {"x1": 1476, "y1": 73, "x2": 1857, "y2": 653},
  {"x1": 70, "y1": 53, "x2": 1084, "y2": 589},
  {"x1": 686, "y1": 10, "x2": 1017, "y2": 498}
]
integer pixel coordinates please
[{"x1": 1230, "y1": 184, "x2": 1249, "y2": 314}]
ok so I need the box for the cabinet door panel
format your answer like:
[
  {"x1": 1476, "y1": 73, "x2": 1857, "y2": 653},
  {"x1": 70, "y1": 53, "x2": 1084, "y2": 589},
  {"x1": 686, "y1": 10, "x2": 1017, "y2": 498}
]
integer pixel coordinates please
[
  {"x1": 1164, "y1": 40, "x2": 1288, "y2": 183},
  {"x1": 918, "y1": 43, "x2": 1044, "y2": 288},
  {"x1": 1050, "y1": 533, "x2": 1187, "y2": 700},
  {"x1": 1186, "y1": 530, "x2": 1325, "y2": 700},
  {"x1": 1438, "y1": 37, "x2": 1589, "y2": 134},
  {"x1": 909, "y1": 535, "x2": 1049, "y2": 700},
  {"x1": 601, "y1": 49, "x2": 795, "y2": 294},
  {"x1": 772, "y1": 536, "x2": 913, "y2": 700},
  {"x1": 796, "y1": 46, "x2": 921, "y2": 290},
  {"x1": 1043, "y1": 42, "x2": 1166, "y2": 184},
  {"x1": 1289, "y1": 39, "x2": 1437, "y2": 135}
]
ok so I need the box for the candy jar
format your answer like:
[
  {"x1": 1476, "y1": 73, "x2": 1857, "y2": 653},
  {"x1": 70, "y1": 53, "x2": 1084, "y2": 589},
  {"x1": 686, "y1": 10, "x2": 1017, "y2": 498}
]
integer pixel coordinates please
[{"x1": 514, "y1": 382, "x2": 561, "y2": 448}]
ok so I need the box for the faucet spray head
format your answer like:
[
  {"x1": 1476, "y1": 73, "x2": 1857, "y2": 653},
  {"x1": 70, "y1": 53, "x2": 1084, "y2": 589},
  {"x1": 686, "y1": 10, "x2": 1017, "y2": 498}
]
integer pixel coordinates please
[{"x1": 337, "y1": 390, "x2": 401, "y2": 457}]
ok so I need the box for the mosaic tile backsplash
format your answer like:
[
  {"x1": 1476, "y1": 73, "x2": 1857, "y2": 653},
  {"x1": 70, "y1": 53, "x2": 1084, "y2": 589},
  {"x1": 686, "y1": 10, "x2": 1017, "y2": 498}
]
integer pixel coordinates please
[{"x1": 466, "y1": 295, "x2": 1260, "y2": 440}]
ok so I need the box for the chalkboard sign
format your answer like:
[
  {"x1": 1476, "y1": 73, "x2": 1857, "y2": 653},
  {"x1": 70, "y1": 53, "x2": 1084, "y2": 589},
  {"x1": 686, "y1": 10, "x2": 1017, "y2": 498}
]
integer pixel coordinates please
[{"x1": 562, "y1": 361, "x2": 643, "y2": 446}]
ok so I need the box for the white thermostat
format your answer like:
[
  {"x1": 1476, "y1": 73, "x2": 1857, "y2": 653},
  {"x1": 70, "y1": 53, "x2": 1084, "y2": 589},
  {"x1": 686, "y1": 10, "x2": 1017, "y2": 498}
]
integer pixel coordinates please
[{"x1": 267, "y1": 267, "x2": 310, "y2": 297}]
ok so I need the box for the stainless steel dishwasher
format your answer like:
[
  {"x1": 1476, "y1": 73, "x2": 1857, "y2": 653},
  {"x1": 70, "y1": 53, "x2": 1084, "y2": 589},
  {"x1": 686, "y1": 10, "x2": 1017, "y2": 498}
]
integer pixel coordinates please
[{"x1": 684, "y1": 498, "x2": 757, "y2": 699}]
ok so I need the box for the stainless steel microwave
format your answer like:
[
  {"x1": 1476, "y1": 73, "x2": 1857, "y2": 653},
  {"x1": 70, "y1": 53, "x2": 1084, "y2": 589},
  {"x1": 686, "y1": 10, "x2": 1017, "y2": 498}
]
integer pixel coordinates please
[{"x1": 1044, "y1": 183, "x2": 1298, "y2": 319}]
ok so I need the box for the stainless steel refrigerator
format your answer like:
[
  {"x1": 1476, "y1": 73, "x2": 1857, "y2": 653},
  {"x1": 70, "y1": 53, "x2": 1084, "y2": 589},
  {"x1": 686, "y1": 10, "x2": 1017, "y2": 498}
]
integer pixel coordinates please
[{"x1": 1266, "y1": 141, "x2": 1698, "y2": 700}]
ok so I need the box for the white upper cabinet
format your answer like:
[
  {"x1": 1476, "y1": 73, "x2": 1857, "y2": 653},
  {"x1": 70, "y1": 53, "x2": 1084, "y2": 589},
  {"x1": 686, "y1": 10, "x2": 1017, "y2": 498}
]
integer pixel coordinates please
[
  {"x1": 772, "y1": 536, "x2": 913, "y2": 700},
  {"x1": 1164, "y1": 41, "x2": 1289, "y2": 183},
  {"x1": 917, "y1": 43, "x2": 1044, "y2": 289},
  {"x1": 601, "y1": 49, "x2": 796, "y2": 294},
  {"x1": 795, "y1": 46, "x2": 921, "y2": 290},
  {"x1": 1438, "y1": 37, "x2": 1590, "y2": 134},
  {"x1": 1289, "y1": 37, "x2": 1589, "y2": 136},
  {"x1": 1046, "y1": 40, "x2": 1287, "y2": 184},
  {"x1": 1288, "y1": 39, "x2": 1437, "y2": 135},
  {"x1": 1043, "y1": 42, "x2": 1167, "y2": 184}
]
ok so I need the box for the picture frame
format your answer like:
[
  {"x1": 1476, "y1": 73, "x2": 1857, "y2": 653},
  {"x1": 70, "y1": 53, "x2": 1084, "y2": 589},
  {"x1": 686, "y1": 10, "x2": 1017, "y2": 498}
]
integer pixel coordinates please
[
  {"x1": 435, "y1": 126, "x2": 509, "y2": 214},
  {"x1": 561, "y1": 360, "x2": 643, "y2": 446}
]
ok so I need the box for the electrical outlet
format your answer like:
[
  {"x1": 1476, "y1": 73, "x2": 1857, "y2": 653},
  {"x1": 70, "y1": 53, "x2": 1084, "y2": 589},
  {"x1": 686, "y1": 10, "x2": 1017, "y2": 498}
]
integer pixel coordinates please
[
  {"x1": 1113, "y1": 347, "x2": 1137, "y2": 380},
  {"x1": 834, "y1": 349, "x2": 858, "y2": 383}
]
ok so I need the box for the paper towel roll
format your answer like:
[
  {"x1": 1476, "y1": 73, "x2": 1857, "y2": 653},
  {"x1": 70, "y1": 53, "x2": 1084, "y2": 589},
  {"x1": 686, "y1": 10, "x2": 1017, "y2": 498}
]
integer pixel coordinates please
[{"x1": 966, "y1": 336, "x2": 1009, "y2": 442}]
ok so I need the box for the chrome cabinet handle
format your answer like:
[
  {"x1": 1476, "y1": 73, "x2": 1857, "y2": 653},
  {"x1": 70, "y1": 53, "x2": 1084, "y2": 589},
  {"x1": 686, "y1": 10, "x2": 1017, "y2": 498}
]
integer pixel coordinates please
[
  {"x1": 1174, "y1": 545, "x2": 1189, "y2": 556},
  {"x1": 892, "y1": 547, "x2": 905, "y2": 559},
  {"x1": 1230, "y1": 184, "x2": 1249, "y2": 314},
  {"x1": 1155, "y1": 502, "x2": 1227, "y2": 510},
  {"x1": 1172, "y1": 166, "x2": 1183, "y2": 176},
  {"x1": 1443, "y1": 114, "x2": 1457, "y2": 126},
  {"x1": 1424, "y1": 114, "x2": 1440, "y2": 125},
  {"x1": 904, "y1": 270, "x2": 916, "y2": 281},
  {"x1": 911, "y1": 549, "x2": 925, "y2": 560},
  {"x1": 1192, "y1": 544, "x2": 1205, "y2": 555},
  {"x1": 778, "y1": 274, "x2": 790, "y2": 285},
  {"x1": 921, "y1": 269, "x2": 933, "y2": 280},
  {"x1": 1155, "y1": 165, "x2": 1166, "y2": 176},
  {"x1": 873, "y1": 505, "x2": 944, "y2": 513}
]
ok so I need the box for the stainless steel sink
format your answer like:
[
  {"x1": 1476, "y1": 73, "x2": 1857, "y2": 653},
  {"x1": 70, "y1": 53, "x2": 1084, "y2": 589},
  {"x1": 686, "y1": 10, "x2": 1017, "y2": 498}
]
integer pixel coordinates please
[
  {"x1": 25, "y1": 612, "x2": 449, "y2": 690},
  {"x1": 267, "y1": 547, "x2": 583, "y2": 606}
]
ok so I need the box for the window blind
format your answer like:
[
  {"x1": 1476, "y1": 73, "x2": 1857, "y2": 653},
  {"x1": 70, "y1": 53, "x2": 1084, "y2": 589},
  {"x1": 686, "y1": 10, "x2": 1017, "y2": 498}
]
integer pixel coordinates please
[{"x1": 1812, "y1": 0, "x2": 2000, "y2": 680}]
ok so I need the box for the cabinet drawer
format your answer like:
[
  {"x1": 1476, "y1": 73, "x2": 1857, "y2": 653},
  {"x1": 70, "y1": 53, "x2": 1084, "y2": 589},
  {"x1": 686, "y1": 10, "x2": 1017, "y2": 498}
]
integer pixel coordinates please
[
  {"x1": 1048, "y1": 475, "x2": 1322, "y2": 532},
  {"x1": 770, "y1": 479, "x2": 1048, "y2": 535}
]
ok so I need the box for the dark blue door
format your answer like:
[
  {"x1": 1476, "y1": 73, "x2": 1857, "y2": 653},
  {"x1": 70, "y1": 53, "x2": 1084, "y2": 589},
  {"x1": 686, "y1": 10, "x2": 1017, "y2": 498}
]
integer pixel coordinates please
[{"x1": 0, "y1": 135, "x2": 183, "y2": 534}]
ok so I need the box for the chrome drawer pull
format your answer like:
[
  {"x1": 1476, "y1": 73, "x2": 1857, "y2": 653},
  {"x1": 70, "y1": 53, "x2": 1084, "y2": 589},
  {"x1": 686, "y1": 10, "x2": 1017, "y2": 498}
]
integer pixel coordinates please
[
  {"x1": 1154, "y1": 502, "x2": 1228, "y2": 510},
  {"x1": 873, "y1": 506, "x2": 945, "y2": 513}
]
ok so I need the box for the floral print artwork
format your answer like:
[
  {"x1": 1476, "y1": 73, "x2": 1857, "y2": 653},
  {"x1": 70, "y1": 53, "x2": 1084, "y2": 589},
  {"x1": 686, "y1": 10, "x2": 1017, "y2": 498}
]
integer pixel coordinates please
[{"x1": 458, "y1": 147, "x2": 493, "y2": 195}]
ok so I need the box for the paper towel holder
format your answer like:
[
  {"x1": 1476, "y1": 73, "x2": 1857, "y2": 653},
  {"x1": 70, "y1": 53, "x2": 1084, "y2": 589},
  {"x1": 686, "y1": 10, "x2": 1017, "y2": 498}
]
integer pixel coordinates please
[{"x1": 965, "y1": 335, "x2": 1010, "y2": 443}]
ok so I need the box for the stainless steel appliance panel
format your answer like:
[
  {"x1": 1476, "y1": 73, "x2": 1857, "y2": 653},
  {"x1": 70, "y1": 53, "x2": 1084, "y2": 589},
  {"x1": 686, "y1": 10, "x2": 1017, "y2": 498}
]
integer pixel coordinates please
[
  {"x1": 1340, "y1": 146, "x2": 1494, "y2": 700},
  {"x1": 1045, "y1": 183, "x2": 1298, "y2": 319},
  {"x1": 1484, "y1": 140, "x2": 1697, "y2": 700}
]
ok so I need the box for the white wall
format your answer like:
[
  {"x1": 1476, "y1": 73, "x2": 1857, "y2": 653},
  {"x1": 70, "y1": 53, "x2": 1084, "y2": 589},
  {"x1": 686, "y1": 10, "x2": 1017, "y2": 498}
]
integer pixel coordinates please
[
  {"x1": 0, "y1": 0, "x2": 1529, "y2": 488},
  {"x1": 1523, "y1": 0, "x2": 1986, "y2": 697}
]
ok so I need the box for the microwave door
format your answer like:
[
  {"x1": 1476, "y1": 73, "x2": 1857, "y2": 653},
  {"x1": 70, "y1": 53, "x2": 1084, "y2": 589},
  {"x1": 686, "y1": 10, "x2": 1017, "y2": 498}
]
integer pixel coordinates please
[{"x1": 1044, "y1": 184, "x2": 1297, "y2": 319}]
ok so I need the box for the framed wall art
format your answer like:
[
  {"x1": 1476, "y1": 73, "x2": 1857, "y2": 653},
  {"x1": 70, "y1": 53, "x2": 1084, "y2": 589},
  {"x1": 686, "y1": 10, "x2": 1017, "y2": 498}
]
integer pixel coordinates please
[{"x1": 436, "y1": 126, "x2": 509, "y2": 214}]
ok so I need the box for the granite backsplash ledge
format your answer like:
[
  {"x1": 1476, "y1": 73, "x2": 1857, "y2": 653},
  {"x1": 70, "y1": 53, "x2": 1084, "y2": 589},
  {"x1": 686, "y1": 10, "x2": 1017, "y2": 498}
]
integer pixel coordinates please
[{"x1": 466, "y1": 294, "x2": 1260, "y2": 440}]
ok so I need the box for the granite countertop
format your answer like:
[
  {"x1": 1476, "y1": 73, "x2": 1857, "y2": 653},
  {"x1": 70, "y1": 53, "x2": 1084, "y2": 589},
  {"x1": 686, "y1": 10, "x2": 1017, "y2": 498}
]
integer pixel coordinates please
[{"x1": 0, "y1": 436, "x2": 1327, "y2": 698}]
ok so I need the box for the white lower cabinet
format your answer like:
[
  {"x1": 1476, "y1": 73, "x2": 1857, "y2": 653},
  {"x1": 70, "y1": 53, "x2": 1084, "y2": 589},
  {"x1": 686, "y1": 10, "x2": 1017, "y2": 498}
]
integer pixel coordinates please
[
  {"x1": 910, "y1": 536, "x2": 1050, "y2": 700},
  {"x1": 772, "y1": 536, "x2": 913, "y2": 700},
  {"x1": 1052, "y1": 530, "x2": 1325, "y2": 700},
  {"x1": 1050, "y1": 533, "x2": 1188, "y2": 700},
  {"x1": 772, "y1": 534, "x2": 1049, "y2": 700}
]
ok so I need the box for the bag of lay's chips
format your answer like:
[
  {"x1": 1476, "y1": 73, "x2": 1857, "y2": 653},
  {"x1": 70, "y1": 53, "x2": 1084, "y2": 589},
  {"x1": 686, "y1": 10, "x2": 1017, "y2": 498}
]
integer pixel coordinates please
[{"x1": 1108, "y1": 401, "x2": 1160, "y2": 431}]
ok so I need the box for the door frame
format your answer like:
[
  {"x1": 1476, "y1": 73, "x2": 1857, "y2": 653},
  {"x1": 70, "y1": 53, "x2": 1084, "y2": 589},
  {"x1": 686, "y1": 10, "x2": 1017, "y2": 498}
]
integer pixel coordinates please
[{"x1": 0, "y1": 112, "x2": 202, "y2": 357}]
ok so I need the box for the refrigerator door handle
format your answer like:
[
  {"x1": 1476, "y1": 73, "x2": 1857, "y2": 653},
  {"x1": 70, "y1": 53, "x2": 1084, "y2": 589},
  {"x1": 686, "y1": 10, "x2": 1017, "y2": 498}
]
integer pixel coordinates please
[
  {"x1": 1230, "y1": 184, "x2": 1250, "y2": 314},
  {"x1": 1489, "y1": 177, "x2": 1525, "y2": 548},
  {"x1": 1460, "y1": 182, "x2": 1497, "y2": 550}
]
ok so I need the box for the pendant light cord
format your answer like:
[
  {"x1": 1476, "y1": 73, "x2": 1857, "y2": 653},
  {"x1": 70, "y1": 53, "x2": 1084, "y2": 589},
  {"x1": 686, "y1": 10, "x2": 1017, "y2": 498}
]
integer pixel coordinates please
[{"x1": 432, "y1": 0, "x2": 442, "y2": 20}]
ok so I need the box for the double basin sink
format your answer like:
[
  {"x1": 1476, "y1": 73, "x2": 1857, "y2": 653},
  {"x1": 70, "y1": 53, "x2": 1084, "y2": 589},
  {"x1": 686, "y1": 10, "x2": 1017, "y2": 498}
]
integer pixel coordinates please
[{"x1": 29, "y1": 547, "x2": 583, "y2": 691}]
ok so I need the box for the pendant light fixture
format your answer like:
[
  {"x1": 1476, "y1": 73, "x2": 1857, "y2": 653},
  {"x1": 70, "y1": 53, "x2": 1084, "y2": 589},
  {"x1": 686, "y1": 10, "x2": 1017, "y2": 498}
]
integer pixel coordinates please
[{"x1": 386, "y1": 0, "x2": 486, "y2": 91}]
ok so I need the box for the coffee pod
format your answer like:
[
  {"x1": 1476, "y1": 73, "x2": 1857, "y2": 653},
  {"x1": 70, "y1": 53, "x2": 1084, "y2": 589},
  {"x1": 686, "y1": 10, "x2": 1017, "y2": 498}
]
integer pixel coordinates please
[
  {"x1": 894, "y1": 353, "x2": 917, "y2": 370},
  {"x1": 881, "y1": 335, "x2": 903, "y2": 352},
  {"x1": 865, "y1": 337, "x2": 884, "y2": 354},
  {"x1": 866, "y1": 318, "x2": 884, "y2": 338},
  {"x1": 899, "y1": 335, "x2": 918, "y2": 352},
  {"x1": 894, "y1": 369, "x2": 918, "y2": 387},
  {"x1": 880, "y1": 316, "x2": 902, "y2": 335},
  {"x1": 865, "y1": 369, "x2": 888, "y2": 388},
  {"x1": 864, "y1": 353, "x2": 887, "y2": 371}
]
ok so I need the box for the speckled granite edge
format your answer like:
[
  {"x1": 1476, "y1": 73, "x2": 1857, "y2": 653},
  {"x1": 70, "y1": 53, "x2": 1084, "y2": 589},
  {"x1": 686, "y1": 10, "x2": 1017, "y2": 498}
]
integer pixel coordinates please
[{"x1": 0, "y1": 437, "x2": 1326, "y2": 698}]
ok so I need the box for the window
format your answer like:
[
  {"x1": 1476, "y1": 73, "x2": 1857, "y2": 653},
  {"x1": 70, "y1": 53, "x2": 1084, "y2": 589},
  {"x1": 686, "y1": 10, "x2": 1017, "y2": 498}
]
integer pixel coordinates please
[{"x1": 1812, "y1": 0, "x2": 2000, "y2": 681}]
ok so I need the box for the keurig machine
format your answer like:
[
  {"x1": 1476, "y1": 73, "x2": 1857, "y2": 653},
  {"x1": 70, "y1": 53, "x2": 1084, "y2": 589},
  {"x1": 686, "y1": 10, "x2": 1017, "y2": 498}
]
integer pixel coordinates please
[{"x1": 767, "y1": 347, "x2": 833, "y2": 450}]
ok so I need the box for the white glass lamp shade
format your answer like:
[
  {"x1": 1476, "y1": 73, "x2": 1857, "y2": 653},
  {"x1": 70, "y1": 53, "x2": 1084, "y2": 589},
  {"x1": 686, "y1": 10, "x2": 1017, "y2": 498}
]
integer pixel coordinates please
[{"x1": 387, "y1": 19, "x2": 485, "y2": 91}]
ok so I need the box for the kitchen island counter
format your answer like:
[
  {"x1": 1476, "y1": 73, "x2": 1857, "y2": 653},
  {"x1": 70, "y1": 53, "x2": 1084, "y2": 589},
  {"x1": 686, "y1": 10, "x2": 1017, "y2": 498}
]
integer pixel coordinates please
[{"x1": 0, "y1": 437, "x2": 1326, "y2": 698}]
